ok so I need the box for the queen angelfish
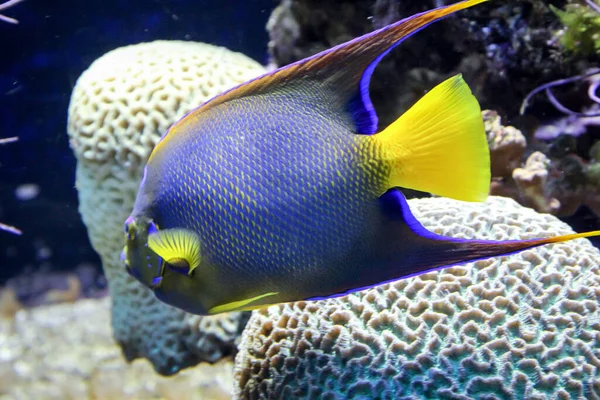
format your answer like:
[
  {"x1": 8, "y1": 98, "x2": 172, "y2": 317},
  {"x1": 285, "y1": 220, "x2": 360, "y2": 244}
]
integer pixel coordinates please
[{"x1": 122, "y1": 0, "x2": 600, "y2": 315}]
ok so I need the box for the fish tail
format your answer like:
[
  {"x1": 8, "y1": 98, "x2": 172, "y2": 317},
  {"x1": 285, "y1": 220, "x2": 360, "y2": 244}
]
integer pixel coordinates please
[
  {"x1": 379, "y1": 0, "x2": 488, "y2": 46},
  {"x1": 446, "y1": 231, "x2": 600, "y2": 264},
  {"x1": 394, "y1": 230, "x2": 600, "y2": 283},
  {"x1": 372, "y1": 74, "x2": 490, "y2": 202}
]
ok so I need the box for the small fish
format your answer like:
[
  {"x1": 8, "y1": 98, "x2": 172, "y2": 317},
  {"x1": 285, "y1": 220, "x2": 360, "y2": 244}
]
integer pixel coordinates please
[{"x1": 123, "y1": 0, "x2": 600, "y2": 315}]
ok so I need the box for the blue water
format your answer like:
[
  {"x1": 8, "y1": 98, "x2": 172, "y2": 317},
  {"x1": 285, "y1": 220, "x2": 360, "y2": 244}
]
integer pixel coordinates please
[{"x1": 0, "y1": 0, "x2": 273, "y2": 283}]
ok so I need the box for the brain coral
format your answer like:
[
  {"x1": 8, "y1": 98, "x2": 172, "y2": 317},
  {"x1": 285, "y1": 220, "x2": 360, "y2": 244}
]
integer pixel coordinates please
[
  {"x1": 234, "y1": 196, "x2": 600, "y2": 399},
  {"x1": 67, "y1": 40, "x2": 265, "y2": 375}
]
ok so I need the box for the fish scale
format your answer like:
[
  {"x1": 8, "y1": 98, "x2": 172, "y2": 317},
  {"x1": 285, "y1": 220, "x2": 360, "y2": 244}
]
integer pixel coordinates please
[
  {"x1": 124, "y1": 0, "x2": 600, "y2": 316},
  {"x1": 151, "y1": 94, "x2": 383, "y2": 288},
  {"x1": 124, "y1": 0, "x2": 490, "y2": 314}
]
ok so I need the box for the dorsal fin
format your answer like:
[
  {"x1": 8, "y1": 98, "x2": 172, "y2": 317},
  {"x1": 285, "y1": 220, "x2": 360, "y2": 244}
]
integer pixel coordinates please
[{"x1": 172, "y1": 0, "x2": 487, "y2": 135}]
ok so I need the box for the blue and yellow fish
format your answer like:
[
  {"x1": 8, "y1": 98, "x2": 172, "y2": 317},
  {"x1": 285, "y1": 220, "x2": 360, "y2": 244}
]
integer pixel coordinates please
[{"x1": 122, "y1": 0, "x2": 600, "y2": 315}]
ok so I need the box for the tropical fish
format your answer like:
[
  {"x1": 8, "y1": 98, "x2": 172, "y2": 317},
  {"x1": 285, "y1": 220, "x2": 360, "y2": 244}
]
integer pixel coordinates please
[{"x1": 122, "y1": 0, "x2": 600, "y2": 315}]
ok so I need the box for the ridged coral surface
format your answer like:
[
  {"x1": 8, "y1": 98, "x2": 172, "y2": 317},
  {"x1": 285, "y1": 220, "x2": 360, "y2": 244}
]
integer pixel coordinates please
[
  {"x1": 67, "y1": 40, "x2": 265, "y2": 374},
  {"x1": 235, "y1": 196, "x2": 600, "y2": 400}
]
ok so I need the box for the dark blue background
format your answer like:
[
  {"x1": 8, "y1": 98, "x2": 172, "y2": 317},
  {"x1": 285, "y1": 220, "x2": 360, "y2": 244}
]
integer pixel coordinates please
[{"x1": 0, "y1": 0, "x2": 274, "y2": 283}]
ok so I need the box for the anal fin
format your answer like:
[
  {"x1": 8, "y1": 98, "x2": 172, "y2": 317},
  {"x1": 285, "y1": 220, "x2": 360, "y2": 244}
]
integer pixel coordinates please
[{"x1": 209, "y1": 292, "x2": 279, "y2": 314}]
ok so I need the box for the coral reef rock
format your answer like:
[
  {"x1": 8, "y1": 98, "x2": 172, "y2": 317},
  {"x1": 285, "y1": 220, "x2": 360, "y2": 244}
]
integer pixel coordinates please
[
  {"x1": 235, "y1": 196, "x2": 600, "y2": 400},
  {"x1": 484, "y1": 109, "x2": 600, "y2": 221},
  {"x1": 484, "y1": 110, "x2": 526, "y2": 179},
  {"x1": 512, "y1": 151, "x2": 561, "y2": 215},
  {"x1": 5, "y1": 264, "x2": 107, "y2": 309},
  {"x1": 67, "y1": 40, "x2": 265, "y2": 375},
  {"x1": 266, "y1": 0, "x2": 599, "y2": 122},
  {"x1": 499, "y1": 135, "x2": 600, "y2": 220},
  {"x1": 0, "y1": 297, "x2": 234, "y2": 400}
]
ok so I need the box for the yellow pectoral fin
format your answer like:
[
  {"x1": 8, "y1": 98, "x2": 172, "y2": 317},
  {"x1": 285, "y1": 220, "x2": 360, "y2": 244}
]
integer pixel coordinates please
[
  {"x1": 209, "y1": 292, "x2": 279, "y2": 314},
  {"x1": 373, "y1": 74, "x2": 490, "y2": 202},
  {"x1": 148, "y1": 228, "x2": 202, "y2": 276}
]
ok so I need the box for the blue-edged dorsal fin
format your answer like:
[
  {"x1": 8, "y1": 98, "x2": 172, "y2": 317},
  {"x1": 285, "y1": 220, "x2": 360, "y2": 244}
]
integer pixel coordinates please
[{"x1": 172, "y1": 0, "x2": 487, "y2": 135}]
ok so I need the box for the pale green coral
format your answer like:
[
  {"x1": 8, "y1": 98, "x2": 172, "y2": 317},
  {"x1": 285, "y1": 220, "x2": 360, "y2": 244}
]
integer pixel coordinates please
[{"x1": 552, "y1": 1, "x2": 600, "y2": 57}]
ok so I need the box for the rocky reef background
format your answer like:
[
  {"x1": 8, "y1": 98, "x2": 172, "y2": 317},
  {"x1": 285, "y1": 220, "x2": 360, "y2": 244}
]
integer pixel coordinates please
[{"x1": 267, "y1": 0, "x2": 598, "y2": 122}]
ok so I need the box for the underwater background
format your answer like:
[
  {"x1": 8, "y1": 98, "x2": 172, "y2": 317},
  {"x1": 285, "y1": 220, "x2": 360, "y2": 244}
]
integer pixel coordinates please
[
  {"x1": 0, "y1": 0, "x2": 272, "y2": 285},
  {"x1": 1, "y1": 0, "x2": 600, "y2": 399}
]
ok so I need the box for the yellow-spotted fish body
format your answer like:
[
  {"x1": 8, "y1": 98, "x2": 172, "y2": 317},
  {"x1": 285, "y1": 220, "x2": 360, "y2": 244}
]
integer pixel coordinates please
[
  {"x1": 123, "y1": 0, "x2": 600, "y2": 316},
  {"x1": 131, "y1": 82, "x2": 392, "y2": 314}
]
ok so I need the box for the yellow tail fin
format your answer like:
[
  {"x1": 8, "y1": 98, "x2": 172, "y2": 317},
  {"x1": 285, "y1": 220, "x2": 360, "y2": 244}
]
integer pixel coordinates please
[
  {"x1": 527, "y1": 230, "x2": 600, "y2": 247},
  {"x1": 374, "y1": 74, "x2": 490, "y2": 202},
  {"x1": 458, "y1": 229, "x2": 600, "y2": 264}
]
